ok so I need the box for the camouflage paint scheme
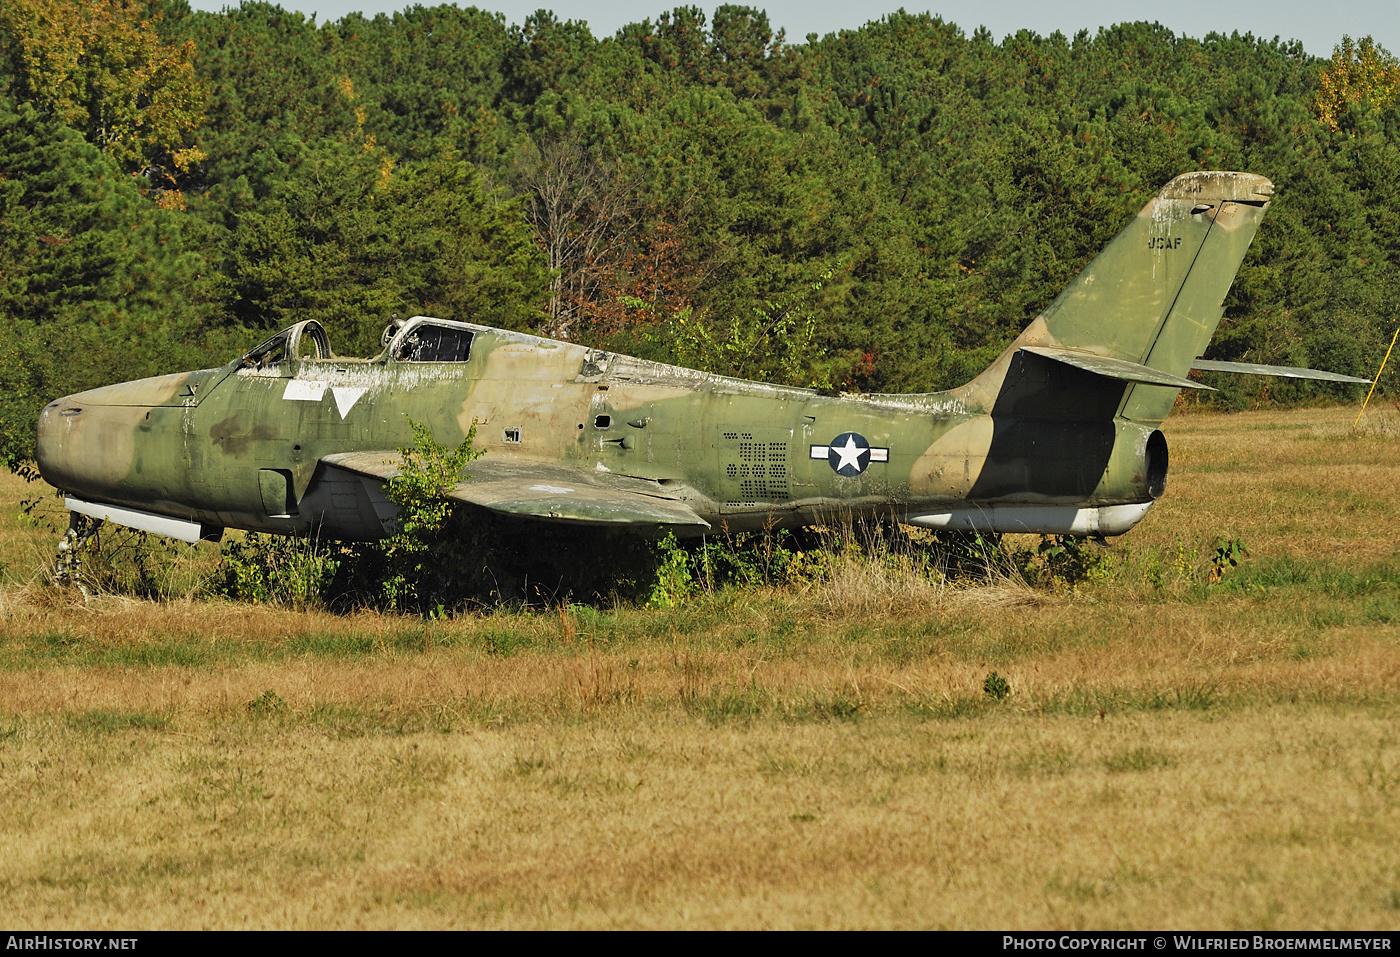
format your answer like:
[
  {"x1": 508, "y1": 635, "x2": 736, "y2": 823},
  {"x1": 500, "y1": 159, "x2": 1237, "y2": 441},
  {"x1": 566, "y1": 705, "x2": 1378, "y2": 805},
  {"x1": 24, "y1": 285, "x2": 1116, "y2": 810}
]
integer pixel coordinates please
[{"x1": 37, "y1": 172, "x2": 1282, "y2": 542}]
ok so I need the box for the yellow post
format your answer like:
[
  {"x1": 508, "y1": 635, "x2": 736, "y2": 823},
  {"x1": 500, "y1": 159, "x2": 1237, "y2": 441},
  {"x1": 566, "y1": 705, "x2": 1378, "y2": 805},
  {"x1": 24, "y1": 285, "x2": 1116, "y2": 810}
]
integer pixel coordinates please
[{"x1": 1354, "y1": 323, "x2": 1400, "y2": 429}]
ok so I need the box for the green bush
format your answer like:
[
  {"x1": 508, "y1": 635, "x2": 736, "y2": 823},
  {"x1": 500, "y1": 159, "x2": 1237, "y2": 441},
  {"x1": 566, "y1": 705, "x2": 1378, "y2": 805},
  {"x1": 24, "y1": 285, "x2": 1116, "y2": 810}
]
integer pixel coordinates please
[
  {"x1": 218, "y1": 532, "x2": 340, "y2": 608},
  {"x1": 375, "y1": 419, "x2": 485, "y2": 611},
  {"x1": 1033, "y1": 535, "x2": 1110, "y2": 588},
  {"x1": 984, "y1": 671, "x2": 1011, "y2": 700}
]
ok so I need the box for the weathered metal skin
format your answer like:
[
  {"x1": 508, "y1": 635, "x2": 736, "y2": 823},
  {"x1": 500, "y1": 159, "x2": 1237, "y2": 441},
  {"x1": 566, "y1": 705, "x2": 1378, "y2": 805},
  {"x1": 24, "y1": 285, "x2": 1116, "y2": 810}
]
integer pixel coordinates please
[{"x1": 36, "y1": 171, "x2": 1275, "y2": 541}]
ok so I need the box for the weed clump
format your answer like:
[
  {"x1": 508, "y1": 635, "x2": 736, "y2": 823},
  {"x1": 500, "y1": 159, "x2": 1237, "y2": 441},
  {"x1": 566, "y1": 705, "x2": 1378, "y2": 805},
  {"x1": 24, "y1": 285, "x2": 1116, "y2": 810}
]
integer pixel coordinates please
[
  {"x1": 984, "y1": 671, "x2": 1011, "y2": 700},
  {"x1": 247, "y1": 689, "x2": 287, "y2": 716},
  {"x1": 1033, "y1": 536, "x2": 1109, "y2": 588},
  {"x1": 1209, "y1": 538, "x2": 1249, "y2": 583}
]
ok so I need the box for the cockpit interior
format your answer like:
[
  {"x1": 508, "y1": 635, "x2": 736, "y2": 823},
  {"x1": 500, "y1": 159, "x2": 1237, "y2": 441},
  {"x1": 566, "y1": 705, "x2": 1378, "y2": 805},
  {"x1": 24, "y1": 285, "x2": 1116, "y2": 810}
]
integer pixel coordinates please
[{"x1": 238, "y1": 316, "x2": 476, "y2": 369}]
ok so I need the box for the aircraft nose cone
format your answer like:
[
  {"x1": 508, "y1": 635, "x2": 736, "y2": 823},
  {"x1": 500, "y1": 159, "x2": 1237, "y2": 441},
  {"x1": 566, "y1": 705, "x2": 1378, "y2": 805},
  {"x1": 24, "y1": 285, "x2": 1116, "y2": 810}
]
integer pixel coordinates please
[
  {"x1": 35, "y1": 394, "x2": 146, "y2": 502},
  {"x1": 36, "y1": 371, "x2": 200, "y2": 499},
  {"x1": 36, "y1": 397, "x2": 83, "y2": 492}
]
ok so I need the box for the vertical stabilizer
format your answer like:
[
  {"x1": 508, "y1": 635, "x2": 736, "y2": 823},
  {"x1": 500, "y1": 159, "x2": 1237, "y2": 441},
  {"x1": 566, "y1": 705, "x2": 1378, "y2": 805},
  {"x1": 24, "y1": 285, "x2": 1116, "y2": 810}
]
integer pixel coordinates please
[{"x1": 965, "y1": 172, "x2": 1272, "y2": 425}]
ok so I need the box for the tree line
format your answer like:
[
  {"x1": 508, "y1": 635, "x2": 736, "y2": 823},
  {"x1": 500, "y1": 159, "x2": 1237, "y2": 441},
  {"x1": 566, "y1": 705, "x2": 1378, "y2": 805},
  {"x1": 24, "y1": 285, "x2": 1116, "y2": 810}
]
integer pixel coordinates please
[{"x1": 2, "y1": 1, "x2": 1399, "y2": 465}]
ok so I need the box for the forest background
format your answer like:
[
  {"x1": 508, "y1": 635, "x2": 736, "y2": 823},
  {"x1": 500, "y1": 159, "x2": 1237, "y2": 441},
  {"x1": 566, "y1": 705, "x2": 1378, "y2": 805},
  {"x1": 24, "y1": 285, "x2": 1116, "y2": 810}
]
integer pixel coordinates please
[{"x1": 1, "y1": 0, "x2": 1399, "y2": 470}]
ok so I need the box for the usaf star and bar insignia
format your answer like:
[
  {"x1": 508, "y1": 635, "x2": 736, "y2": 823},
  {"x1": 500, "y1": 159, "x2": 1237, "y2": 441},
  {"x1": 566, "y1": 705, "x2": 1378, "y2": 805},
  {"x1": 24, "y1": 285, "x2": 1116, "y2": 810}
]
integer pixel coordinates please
[{"x1": 810, "y1": 432, "x2": 889, "y2": 477}]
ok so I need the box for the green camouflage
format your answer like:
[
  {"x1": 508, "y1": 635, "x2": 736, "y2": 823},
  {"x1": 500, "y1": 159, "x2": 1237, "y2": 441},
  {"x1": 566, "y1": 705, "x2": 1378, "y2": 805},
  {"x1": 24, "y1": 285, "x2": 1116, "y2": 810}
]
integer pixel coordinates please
[{"x1": 37, "y1": 172, "x2": 1288, "y2": 542}]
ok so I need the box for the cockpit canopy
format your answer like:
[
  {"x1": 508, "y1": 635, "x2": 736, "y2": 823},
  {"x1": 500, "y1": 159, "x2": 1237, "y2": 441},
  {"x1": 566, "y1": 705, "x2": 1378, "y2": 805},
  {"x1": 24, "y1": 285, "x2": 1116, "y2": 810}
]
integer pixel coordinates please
[
  {"x1": 389, "y1": 320, "x2": 474, "y2": 362},
  {"x1": 240, "y1": 319, "x2": 333, "y2": 368},
  {"x1": 238, "y1": 316, "x2": 476, "y2": 367}
]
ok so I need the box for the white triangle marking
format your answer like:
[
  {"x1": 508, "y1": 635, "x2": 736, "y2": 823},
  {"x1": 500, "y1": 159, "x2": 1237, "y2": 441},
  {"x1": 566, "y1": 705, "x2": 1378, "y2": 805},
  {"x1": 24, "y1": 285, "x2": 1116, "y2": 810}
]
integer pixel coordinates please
[{"x1": 331, "y1": 386, "x2": 367, "y2": 419}]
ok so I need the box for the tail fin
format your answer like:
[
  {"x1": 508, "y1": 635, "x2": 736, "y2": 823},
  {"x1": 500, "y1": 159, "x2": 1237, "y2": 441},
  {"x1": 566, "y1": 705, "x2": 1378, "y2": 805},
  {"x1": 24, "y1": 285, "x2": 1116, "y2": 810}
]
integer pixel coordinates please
[{"x1": 965, "y1": 171, "x2": 1273, "y2": 424}]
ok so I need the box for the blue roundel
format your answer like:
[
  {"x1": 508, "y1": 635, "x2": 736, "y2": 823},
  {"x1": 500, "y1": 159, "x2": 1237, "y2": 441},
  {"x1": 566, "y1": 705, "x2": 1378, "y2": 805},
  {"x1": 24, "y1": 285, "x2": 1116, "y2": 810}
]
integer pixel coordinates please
[{"x1": 827, "y1": 432, "x2": 872, "y2": 477}]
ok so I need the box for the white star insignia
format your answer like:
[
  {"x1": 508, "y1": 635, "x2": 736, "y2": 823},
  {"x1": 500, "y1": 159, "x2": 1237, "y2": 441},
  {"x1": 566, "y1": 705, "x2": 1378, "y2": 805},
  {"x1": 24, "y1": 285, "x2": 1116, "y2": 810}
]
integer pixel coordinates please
[
  {"x1": 831, "y1": 434, "x2": 868, "y2": 473},
  {"x1": 809, "y1": 433, "x2": 889, "y2": 475}
]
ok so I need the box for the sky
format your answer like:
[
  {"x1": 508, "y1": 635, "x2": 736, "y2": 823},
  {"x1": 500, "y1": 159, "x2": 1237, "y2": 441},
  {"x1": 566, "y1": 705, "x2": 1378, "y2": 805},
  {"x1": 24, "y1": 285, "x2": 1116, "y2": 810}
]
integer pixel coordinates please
[{"x1": 184, "y1": 0, "x2": 1400, "y2": 58}]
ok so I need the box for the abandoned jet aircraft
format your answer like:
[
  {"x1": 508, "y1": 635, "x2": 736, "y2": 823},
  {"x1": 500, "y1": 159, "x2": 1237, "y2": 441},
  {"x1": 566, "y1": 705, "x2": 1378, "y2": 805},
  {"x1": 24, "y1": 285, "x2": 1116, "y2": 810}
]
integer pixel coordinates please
[{"x1": 36, "y1": 171, "x2": 1367, "y2": 550}]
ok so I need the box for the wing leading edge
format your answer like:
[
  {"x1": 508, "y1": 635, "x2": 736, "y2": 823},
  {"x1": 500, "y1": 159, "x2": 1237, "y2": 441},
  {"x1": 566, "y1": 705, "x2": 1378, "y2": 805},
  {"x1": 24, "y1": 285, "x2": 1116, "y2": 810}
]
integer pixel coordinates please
[{"x1": 321, "y1": 452, "x2": 710, "y2": 530}]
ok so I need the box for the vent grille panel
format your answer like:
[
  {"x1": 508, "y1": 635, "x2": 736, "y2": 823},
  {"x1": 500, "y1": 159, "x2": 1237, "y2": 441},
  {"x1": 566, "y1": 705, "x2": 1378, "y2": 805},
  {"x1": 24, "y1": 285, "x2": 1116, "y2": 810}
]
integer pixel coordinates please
[{"x1": 717, "y1": 426, "x2": 792, "y2": 509}]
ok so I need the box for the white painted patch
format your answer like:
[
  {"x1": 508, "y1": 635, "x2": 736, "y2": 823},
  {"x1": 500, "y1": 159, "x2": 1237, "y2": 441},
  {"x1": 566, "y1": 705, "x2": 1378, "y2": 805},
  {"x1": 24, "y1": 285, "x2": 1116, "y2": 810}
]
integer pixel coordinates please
[
  {"x1": 66, "y1": 496, "x2": 205, "y2": 544},
  {"x1": 284, "y1": 380, "x2": 326, "y2": 401},
  {"x1": 529, "y1": 485, "x2": 574, "y2": 494},
  {"x1": 332, "y1": 386, "x2": 367, "y2": 418}
]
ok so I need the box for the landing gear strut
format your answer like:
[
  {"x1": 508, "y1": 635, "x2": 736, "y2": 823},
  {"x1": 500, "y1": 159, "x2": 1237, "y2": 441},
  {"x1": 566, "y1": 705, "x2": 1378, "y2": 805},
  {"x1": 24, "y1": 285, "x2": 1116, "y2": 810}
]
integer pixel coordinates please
[{"x1": 54, "y1": 511, "x2": 103, "y2": 592}]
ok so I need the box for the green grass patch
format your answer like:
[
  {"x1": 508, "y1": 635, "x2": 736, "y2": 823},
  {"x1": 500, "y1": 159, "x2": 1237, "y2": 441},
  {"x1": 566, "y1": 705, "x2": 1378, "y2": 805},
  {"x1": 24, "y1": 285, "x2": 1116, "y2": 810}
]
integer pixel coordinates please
[
  {"x1": 1013, "y1": 744, "x2": 1077, "y2": 777},
  {"x1": 66, "y1": 709, "x2": 169, "y2": 734},
  {"x1": 1222, "y1": 557, "x2": 1400, "y2": 597},
  {"x1": 687, "y1": 686, "x2": 770, "y2": 726},
  {"x1": 1104, "y1": 747, "x2": 1174, "y2": 773}
]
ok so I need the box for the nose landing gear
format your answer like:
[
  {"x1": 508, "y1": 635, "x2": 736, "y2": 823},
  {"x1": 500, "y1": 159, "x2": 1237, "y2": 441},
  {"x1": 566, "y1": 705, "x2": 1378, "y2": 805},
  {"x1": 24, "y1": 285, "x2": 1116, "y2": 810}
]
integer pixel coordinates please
[{"x1": 54, "y1": 510, "x2": 103, "y2": 595}]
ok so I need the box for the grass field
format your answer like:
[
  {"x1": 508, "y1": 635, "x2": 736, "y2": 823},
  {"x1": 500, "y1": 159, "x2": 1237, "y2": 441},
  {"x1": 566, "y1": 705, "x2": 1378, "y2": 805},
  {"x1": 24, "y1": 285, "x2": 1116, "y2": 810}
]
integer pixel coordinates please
[{"x1": 1, "y1": 406, "x2": 1399, "y2": 929}]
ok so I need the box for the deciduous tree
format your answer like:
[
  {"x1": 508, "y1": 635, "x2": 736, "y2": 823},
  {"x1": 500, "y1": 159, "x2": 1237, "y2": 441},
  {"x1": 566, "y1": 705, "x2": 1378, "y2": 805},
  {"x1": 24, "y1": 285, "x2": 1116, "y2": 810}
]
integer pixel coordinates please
[
  {"x1": 1316, "y1": 35, "x2": 1400, "y2": 133},
  {"x1": 0, "y1": 0, "x2": 205, "y2": 189}
]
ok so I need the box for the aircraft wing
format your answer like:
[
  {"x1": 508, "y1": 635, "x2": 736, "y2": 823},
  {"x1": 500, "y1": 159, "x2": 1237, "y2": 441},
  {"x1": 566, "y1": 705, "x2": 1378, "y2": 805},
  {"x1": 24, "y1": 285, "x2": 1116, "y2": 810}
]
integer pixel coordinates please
[{"x1": 321, "y1": 452, "x2": 710, "y2": 530}]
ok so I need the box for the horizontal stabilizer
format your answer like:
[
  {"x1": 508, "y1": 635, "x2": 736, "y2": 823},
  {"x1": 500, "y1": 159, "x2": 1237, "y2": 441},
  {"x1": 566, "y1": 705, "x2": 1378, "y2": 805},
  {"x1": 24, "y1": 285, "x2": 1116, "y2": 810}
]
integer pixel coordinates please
[
  {"x1": 321, "y1": 452, "x2": 709, "y2": 530},
  {"x1": 1191, "y1": 359, "x2": 1370, "y2": 385},
  {"x1": 1019, "y1": 347, "x2": 1214, "y2": 391}
]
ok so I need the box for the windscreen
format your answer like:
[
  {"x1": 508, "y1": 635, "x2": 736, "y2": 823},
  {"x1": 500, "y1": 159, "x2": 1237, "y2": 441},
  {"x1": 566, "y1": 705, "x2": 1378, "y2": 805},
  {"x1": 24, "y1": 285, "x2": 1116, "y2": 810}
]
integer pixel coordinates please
[{"x1": 395, "y1": 325, "x2": 473, "y2": 362}]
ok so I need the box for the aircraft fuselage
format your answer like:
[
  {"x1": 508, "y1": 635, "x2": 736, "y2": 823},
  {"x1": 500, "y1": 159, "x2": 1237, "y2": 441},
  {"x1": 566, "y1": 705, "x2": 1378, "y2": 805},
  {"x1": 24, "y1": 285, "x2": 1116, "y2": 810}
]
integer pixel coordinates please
[{"x1": 36, "y1": 316, "x2": 1163, "y2": 541}]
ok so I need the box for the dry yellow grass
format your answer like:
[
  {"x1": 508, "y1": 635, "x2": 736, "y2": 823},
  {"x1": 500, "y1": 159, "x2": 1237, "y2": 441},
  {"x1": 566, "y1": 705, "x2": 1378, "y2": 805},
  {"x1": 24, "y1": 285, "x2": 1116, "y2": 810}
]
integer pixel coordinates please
[
  {"x1": 1, "y1": 708, "x2": 1398, "y2": 929},
  {"x1": 0, "y1": 405, "x2": 1398, "y2": 928}
]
